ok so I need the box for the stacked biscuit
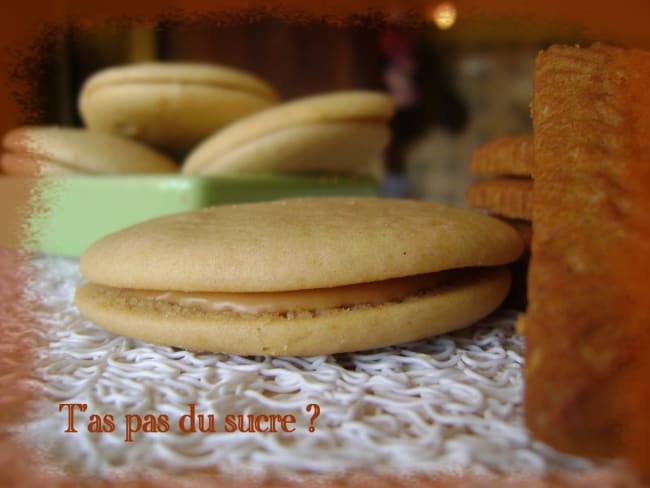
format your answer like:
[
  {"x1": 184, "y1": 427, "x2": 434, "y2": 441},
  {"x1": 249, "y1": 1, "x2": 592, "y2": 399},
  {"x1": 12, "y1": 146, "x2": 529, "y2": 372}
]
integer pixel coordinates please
[
  {"x1": 1, "y1": 62, "x2": 394, "y2": 178},
  {"x1": 467, "y1": 42, "x2": 650, "y2": 478},
  {"x1": 465, "y1": 134, "x2": 534, "y2": 307},
  {"x1": 465, "y1": 134, "x2": 533, "y2": 248}
]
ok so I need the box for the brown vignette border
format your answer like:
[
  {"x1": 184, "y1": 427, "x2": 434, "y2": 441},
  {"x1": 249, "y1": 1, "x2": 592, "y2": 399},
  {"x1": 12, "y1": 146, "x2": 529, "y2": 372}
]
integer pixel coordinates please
[{"x1": 2, "y1": 0, "x2": 650, "y2": 486}]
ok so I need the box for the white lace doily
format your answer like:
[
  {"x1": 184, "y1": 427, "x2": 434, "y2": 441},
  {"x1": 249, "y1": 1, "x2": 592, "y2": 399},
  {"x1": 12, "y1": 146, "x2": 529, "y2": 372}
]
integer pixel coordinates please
[{"x1": 17, "y1": 256, "x2": 591, "y2": 479}]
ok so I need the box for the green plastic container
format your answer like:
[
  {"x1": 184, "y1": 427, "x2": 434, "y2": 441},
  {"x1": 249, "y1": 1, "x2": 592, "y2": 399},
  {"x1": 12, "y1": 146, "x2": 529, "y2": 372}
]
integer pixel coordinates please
[{"x1": 13, "y1": 174, "x2": 377, "y2": 257}]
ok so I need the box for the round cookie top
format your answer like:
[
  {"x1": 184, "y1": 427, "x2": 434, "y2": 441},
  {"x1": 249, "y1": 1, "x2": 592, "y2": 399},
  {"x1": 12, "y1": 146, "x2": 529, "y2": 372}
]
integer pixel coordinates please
[
  {"x1": 182, "y1": 91, "x2": 394, "y2": 174},
  {"x1": 80, "y1": 197, "x2": 524, "y2": 293},
  {"x1": 80, "y1": 62, "x2": 278, "y2": 100},
  {"x1": 2, "y1": 126, "x2": 178, "y2": 175}
]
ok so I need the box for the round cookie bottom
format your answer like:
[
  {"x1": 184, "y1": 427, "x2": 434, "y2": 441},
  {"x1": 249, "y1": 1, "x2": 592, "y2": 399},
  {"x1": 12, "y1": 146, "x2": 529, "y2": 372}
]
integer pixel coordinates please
[{"x1": 74, "y1": 266, "x2": 511, "y2": 356}]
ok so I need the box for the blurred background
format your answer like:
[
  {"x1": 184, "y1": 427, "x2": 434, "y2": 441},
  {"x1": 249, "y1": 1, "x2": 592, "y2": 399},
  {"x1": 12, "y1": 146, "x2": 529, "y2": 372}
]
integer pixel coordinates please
[{"x1": 19, "y1": 4, "x2": 584, "y2": 204}]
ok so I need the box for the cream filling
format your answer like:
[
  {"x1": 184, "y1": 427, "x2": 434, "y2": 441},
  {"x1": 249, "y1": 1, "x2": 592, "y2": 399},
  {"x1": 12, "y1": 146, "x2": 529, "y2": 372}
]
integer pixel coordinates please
[{"x1": 128, "y1": 271, "x2": 450, "y2": 315}]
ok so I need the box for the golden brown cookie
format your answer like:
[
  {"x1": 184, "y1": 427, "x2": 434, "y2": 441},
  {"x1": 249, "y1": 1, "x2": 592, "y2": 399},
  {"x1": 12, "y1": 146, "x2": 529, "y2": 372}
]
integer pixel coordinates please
[
  {"x1": 500, "y1": 218, "x2": 532, "y2": 249},
  {"x1": 470, "y1": 134, "x2": 533, "y2": 177},
  {"x1": 485, "y1": 218, "x2": 530, "y2": 311},
  {"x1": 1, "y1": 126, "x2": 178, "y2": 176},
  {"x1": 79, "y1": 62, "x2": 279, "y2": 157},
  {"x1": 181, "y1": 91, "x2": 394, "y2": 177},
  {"x1": 524, "y1": 43, "x2": 650, "y2": 475},
  {"x1": 465, "y1": 177, "x2": 533, "y2": 220},
  {"x1": 76, "y1": 197, "x2": 524, "y2": 356}
]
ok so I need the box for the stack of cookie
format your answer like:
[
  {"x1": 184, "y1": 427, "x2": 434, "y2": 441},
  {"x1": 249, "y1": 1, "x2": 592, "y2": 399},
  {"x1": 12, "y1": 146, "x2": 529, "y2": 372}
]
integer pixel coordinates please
[
  {"x1": 1, "y1": 62, "x2": 281, "y2": 176},
  {"x1": 465, "y1": 133, "x2": 534, "y2": 307},
  {"x1": 1, "y1": 62, "x2": 394, "y2": 179},
  {"x1": 466, "y1": 42, "x2": 650, "y2": 480},
  {"x1": 465, "y1": 134, "x2": 533, "y2": 249}
]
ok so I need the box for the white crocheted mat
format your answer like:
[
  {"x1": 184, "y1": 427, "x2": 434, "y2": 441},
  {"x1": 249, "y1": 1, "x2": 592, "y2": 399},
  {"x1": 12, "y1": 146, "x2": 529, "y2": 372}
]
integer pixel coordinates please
[{"x1": 17, "y1": 256, "x2": 591, "y2": 479}]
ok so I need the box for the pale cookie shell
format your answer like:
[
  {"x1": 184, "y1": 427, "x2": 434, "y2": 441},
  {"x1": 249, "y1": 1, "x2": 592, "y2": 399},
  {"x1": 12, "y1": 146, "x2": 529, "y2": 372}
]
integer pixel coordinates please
[
  {"x1": 79, "y1": 62, "x2": 279, "y2": 156},
  {"x1": 79, "y1": 197, "x2": 524, "y2": 292},
  {"x1": 182, "y1": 91, "x2": 394, "y2": 175},
  {"x1": 74, "y1": 266, "x2": 511, "y2": 356},
  {"x1": 500, "y1": 218, "x2": 532, "y2": 249},
  {"x1": 1, "y1": 126, "x2": 178, "y2": 175},
  {"x1": 80, "y1": 62, "x2": 277, "y2": 99}
]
